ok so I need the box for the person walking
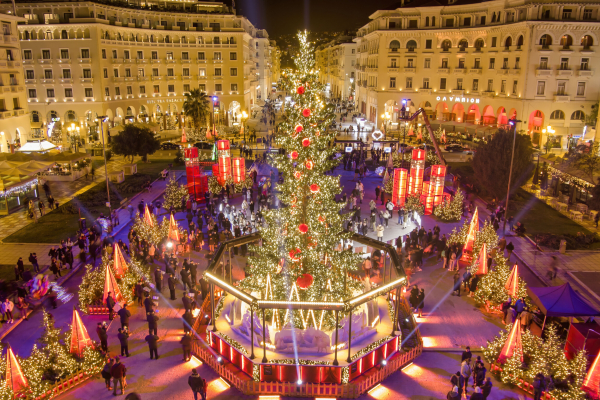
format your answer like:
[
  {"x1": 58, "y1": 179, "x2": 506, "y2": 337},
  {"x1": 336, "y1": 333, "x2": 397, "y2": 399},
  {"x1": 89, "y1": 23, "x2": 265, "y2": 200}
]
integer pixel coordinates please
[
  {"x1": 101, "y1": 358, "x2": 115, "y2": 391},
  {"x1": 110, "y1": 355, "x2": 127, "y2": 396},
  {"x1": 188, "y1": 369, "x2": 206, "y2": 400},
  {"x1": 145, "y1": 332, "x2": 160, "y2": 360},
  {"x1": 417, "y1": 288, "x2": 425, "y2": 317},
  {"x1": 117, "y1": 303, "x2": 131, "y2": 330},
  {"x1": 180, "y1": 331, "x2": 192, "y2": 361},
  {"x1": 117, "y1": 327, "x2": 130, "y2": 357},
  {"x1": 506, "y1": 241, "x2": 514, "y2": 260}
]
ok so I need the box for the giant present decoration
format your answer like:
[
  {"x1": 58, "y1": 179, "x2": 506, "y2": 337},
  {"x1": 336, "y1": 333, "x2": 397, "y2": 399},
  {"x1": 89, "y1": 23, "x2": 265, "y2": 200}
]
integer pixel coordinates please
[
  {"x1": 430, "y1": 165, "x2": 447, "y2": 206},
  {"x1": 408, "y1": 149, "x2": 425, "y2": 196},
  {"x1": 184, "y1": 147, "x2": 207, "y2": 200},
  {"x1": 232, "y1": 157, "x2": 245, "y2": 184},
  {"x1": 392, "y1": 168, "x2": 408, "y2": 207},
  {"x1": 217, "y1": 140, "x2": 231, "y2": 183}
]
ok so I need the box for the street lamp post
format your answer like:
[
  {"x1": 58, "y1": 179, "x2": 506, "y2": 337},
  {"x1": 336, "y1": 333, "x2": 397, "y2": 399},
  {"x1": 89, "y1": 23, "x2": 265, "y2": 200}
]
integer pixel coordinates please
[
  {"x1": 241, "y1": 110, "x2": 248, "y2": 149},
  {"x1": 96, "y1": 116, "x2": 112, "y2": 220},
  {"x1": 67, "y1": 123, "x2": 80, "y2": 153},
  {"x1": 380, "y1": 112, "x2": 390, "y2": 138},
  {"x1": 503, "y1": 118, "x2": 521, "y2": 233}
]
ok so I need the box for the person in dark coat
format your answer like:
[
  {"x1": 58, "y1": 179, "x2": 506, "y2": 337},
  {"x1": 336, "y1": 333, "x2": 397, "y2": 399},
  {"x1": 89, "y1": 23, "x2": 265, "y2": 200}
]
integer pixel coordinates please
[
  {"x1": 182, "y1": 293, "x2": 193, "y2": 312},
  {"x1": 182, "y1": 309, "x2": 194, "y2": 333},
  {"x1": 117, "y1": 303, "x2": 131, "y2": 329},
  {"x1": 134, "y1": 280, "x2": 144, "y2": 306},
  {"x1": 145, "y1": 333, "x2": 160, "y2": 360},
  {"x1": 189, "y1": 262, "x2": 197, "y2": 287},
  {"x1": 409, "y1": 285, "x2": 419, "y2": 312},
  {"x1": 180, "y1": 269, "x2": 191, "y2": 292},
  {"x1": 154, "y1": 268, "x2": 163, "y2": 292},
  {"x1": 180, "y1": 331, "x2": 192, "y2": 361},
  {"x1": 117, "y1": 327, "x2": 130, "y2": 357},
  {"x1": 147, "y1": 311, "x2": 159, "y2": 335},
  {"x1": 461, "y1": 346, "x2": 472, "y2": 362},
  {"x1": 168, "y1": 273, "x2": 177, "y2": 300},
  {"x1": 453, "y1": 271, "x2": 462, "y2": 296},
  {"x1": 106, "y1": 292, "x2": 116, "y2": 320},
  {"x1": 96, "y1": 322, "x2": 108, "y2": 352},
  {"x1": 188, "y1": 368, "x2": 206, "y2": 400},
  {"x1": 417, "y1": 288, "x2": 425, "y2": 318},
  {"x1": 470, "y1": 387, "x2": 484, "y2": 400},
  {"x1": 482, "y1": 377, "x2": 493, "y2": 399},
  {"x1": 144, "y1": 293, "x2": 155, "y2": 313}
]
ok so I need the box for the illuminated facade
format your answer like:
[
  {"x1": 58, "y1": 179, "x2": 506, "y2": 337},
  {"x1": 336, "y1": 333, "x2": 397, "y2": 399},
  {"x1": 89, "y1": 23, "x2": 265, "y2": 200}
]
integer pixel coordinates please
[
  {"x1": 316, "y1": 37, "x2": 357, "y2": 100},
  {"x1": 0, "y1": 12, "x2": 29, "y2": 152},
  {"x1": 351, "y1": 0, "x2": 600, "y2": 147},
  {"x1": 1, "y1": 0, "x2": 279, "y2": 145}
]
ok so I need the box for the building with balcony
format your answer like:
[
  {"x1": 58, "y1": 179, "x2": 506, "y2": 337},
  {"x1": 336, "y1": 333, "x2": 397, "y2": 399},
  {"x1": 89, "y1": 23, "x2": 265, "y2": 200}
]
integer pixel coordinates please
[
  {"x1": 316, "y1": 36, "x2": 357, "y2": 100},
  {"x1": 2, "y1": 0, "x2": 278, "y2": 145},
  {"x1": 0, "y1": 12, "x2": 29, "y2": 152},
  {"x1": 353, "y1": 0, "x2": 600, "y2": 147}
]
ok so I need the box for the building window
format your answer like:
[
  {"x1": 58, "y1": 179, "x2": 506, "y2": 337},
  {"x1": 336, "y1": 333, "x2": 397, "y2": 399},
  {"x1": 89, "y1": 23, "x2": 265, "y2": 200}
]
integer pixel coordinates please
[
  {"x1": 215, "y1": 83, "x2": 222, "y2": 92},
  {"x1": 151, "y1": 51, "x2": 158, "y2": 60},
  {"x1": 571, "y1": 110, "x2": 585, "y2": 121},
  {"x1": 167, "y1": 68, "x2": 174, "y2": 77},
  {"x1": 440, "y1": 78, "x2": 446, "y2": 90},
  {"x1": 489, "y1": 58, "x2": 495, "y2": 69},
  {"x1": 536, "y1": 81, "x2": 545, "y2": 95},
  {"x1": 472, "y1": 79, "x2": 479, "y2": 91},
  {"x1": 474, "y1": 58, "x2": 481, "y2": 69},
  {"x1": 112, "y1": 50, "x2": 118, "y2": 59},
  {"x1": 562, "y1": 9, "x2": 572, "y2": 19},
  {"x1": 83, "y1": 69, "x2": 91, "y2": 78},
  {"x1": 65, "y1": 88, "x2": 73, "y2": 97},
  {"x1": 424, "y1": 58, "x2": 430, "y2": 68},
  {"x1": 168, "y1": 85, "x2": 174, "y2": 93},
  {"x1": 391, "y1": 59, "x2": 397, "y2": 68},
  {"x1": 84, "y1": 88, "x2": 93, "y2": 97},
  {"x1": 502, "y1": 58, "x2": 508, "y2": 69},
  {"x1": 512, "y1": 80, "x2": 518, "y2": 94},
  {"x1": 115, "y1": 87, "x2": 120, "y2": 96},
  {"x1": 198, "y1": 52, "x2": 205, "y2": 60},
  {"x1": 182, "y1": 52, "x2": 189, "y2": 60},
  {"x1": 445, "y1": 19, "x2": 454, "y2": 27},
  {"x1": 103, "y1": 69, "x2": 108, "y2": 78},
  {"x1": 230, "y1": 52, "x2": 237, "y2": 60},
  {"x1": 583, "y1": 9, "x2": 593, "y2": 20},
  {"x1": 577, "y1": 82, "x2": 586, "y2": 96},
  {"x1": 140, "y1": 85, "x2": 146, "y2": 94},
  {"x1": 199, "y1": 68, "x2": 206, "y2": 77},
  {"x1": 487, "y1": 79, "x2": 494, "y2": 92},
  {"x1": 183, "y1": 68, "x2": 190, "y2": 77},
  {"x1": 550, "y1": 110, "x2": 565, "y2": 119},
  {"x1": 500, "y1": 80, "x2": 506, "y2": 93},
  {"x1": 480, "y1": 16, "x2": 486, "y2": 25},
  {"x1": 231, "y1": 83, "x2": 238, "y2": 92},
  {"x1": 515, "y1": 57, "x2": 520, "y2": 69},
  {"x1": 166, "y1": 52, "x2": 173, "y2": 60},
  {"x1": 28, "y1": 89, "x2": 36, "y2": 98},
  {"x1": 23, "y1": 50, "x2": 32, "y2": 60},
  {"x1": 390, "y1": 77, "x2": 396, "y2": 88},
  {"x1": 138, "y1": 68, "x2": 144, "y2": 77},
  {"x1": 183, "y1": 84, "x2": 190, "y2": 93},
  {"x1": 81, "y1": 49, "x2": 90, "y2": 58},
  {"x1": 425, "y1": 39, "x2": 432, "y2": 49},
  {"x1": 102, "y1": 49, "x2": 106, "y2": 59},
  {"x1": 215, "y1": 68, "x2": 222, "y2": 76},
  {"x1": 124, "y1": 50, "x2": 130, "y2": 59},
  {"x1": 26, "y1": 70, "x2": 34, "y2": 79},
  {"x1": 125, "y1": 68, "x2": 131, "y2": 77},
  {"x1": 125, "y1": 86, "x2": 131, "y2": 95},
  {"x1": 44, "y1": 70, "x2": 53, "y2": 79},
  {"x1": 407, "y1": 59, "x2": 414, "y2": 68},
  {"x1": 104, "y1": 87, "x2": 110, "y2": 96},
  {"x1": 423, "y1": 78, "x2": 430, "y2": 89},
  {"x1": 47, "y1": 88, "x2": 55, "y2": 98},
  {"x1": 406, "y1": 77, "x2": 412, "y2": 89},
  {"x1": 441, "y1": 58, "x2": 448, "y2": 68},
  {"x1": 42, "y1": 50, "x2": 51, "y2": 59},
  {"x1": 199, "y1": 84, "x2": 206, "y2": 92},
  {"x1": 491, "y1": 37, "x2": 497, "y2": 47},
  {"x1": 457, "y1": 78, "x2": 463, "y2": 90},
  {"x1": 230, "y1": 68, "x2": 237, "y2": 76},
  {"x1": 214, "y1": 52, "x2": 221, "y2": 60},
  {"x1": 153, "y1": 85, "x2": 159, "y2": 94},
  {"x1": 60, "y1": 49, "x2": 69, "y2": 59},
  {"x1": 540, "y1": 57, "x2": 548, "y2": 69},
  {"x1": 560, "y1": 58, "x2": 569, "y2": 70},
  {"x1": 463, "y1": 17, "x2": 471, "y2": 26},
  {"x1": 581, "y1": 58, "x2": 589, "y2": 70},
  {"x1": 458, "y1": 59, "x2": 465, "y2": 69},
  {"x1": 137, "y1": 51, "x2": 143, "y2": 59}
]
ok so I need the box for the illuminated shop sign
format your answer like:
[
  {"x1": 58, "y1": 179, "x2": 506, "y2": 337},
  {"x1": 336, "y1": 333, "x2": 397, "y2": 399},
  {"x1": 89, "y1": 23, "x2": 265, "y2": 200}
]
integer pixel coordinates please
[{"x1": 436, "y1": 96, "x2": 480, "y2": 104}]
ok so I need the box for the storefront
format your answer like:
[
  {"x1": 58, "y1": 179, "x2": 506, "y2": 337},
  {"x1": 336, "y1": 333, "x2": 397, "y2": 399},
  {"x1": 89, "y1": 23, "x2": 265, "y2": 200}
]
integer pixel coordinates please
[{"x1": 0, "y1": 176, "x2": 39, "y2": 215}]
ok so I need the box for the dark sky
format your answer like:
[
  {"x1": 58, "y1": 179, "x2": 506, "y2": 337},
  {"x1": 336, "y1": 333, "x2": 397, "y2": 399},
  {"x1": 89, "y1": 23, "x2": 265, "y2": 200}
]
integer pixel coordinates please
[{"x1": 236, "y1": 0, "x2": 400, "y2": 36}]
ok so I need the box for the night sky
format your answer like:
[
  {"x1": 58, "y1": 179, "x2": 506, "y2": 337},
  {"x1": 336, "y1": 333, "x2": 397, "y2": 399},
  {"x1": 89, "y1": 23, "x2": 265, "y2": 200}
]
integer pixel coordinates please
[{"x1": 236, "y1": 0, "x2": 401, "y2": 36}]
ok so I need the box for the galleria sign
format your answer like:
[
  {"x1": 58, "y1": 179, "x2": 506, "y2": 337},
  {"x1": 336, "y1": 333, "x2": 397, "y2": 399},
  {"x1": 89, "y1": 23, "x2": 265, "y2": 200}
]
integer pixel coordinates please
[{"x1": 436, "y1": 96, "x2": 480, "y2": 104}]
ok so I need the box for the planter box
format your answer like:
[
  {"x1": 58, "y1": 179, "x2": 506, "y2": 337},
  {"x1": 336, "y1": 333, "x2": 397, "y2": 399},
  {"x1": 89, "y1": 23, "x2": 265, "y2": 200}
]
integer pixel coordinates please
[{"x1": 87, "y1": 305, "x2": 109, "y2": 315}]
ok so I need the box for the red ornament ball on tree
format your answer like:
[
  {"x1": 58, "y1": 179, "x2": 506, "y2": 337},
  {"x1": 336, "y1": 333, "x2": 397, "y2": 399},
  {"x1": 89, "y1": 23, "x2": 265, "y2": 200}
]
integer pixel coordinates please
[
  {"x1": 289, "y1": 248, "x2": 301, "y2": 261},
  {"x1": 294, "y1": 171, "x2": 302, "y2": 180},
  {"x1": 290, "y1": 151, "x2": 298, "y2": 160},
  {"x1": 297, "y1": 86, "x2": 305, "y2": 95},
  {"x1": 310, "y1": 184, "x2": 320, "y2": 193},
  {"x1": 295, "y1": 125, "x2": 303, "y2": 133},
  {"x1": 296, "y1": 273, "x2": 314, "y2": 290},
  {"x1": 318, "y1": 215, "x2": 326, "y2": 223},
  {"x1": 305, "y1": 160, "x2": 314, "y2": 170},
  {"x1": 302, "y1": 108, "x2": 311, "y2": 118},
  {"x1": 298, "y1": 223, "x2": 308, "y2": 234},
  {"x1": 302, "y1": 138, "x2": 311, "y2": 147}
]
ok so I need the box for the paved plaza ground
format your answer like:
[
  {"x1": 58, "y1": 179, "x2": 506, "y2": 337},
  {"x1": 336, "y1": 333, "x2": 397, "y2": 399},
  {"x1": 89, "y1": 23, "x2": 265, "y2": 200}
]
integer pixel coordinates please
[{"x1": 1, "y1": 110, "x2": 599, "y2": 399}]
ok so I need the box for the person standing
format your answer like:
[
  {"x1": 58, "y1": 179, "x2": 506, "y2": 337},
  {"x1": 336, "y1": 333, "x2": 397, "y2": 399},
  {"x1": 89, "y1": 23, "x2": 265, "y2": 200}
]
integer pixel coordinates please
[
  {"x1": 101, "y1": 358, "x2": 115, "y2": 391},
  {"x1": 117, "y1": 327, "x2": 130, "y2": 357},
  {"x1": 117, "y1": 303, "x2": 131, "y2": 330},
  {"x1": 16, "y1": 257, "x2": 25, "y2": 280},
  {"x1": 1, "y1": 298, "x2": 14, "y2": 324},
  {"x1": 168, "y1": 273, "x2": 177, "y2": 300},
  {"x1": 533, "y1": 373, "x2": 546, "y2": 400},
  {"x1": 506, "y1": 241, "x2": 514, "y2": 260},
  {"x1": 29, "y1": 253, "x2": 40, "y2": 273},
  {"x1": 417, "y1": 288, "x2": 425, "y2": 318},
  {"x1": 147, "y1": 311, "x2": 159, "y2": 335},
  {"x1": 180, "y1": 331, "x2": 192, "y2": 361},
  {"x1": 460, "y1": 358, "x2": 472, "y2": 398},
  {"x1": 482, "y1": 377, "x2": 493, "y2": 399},
  {"x1": 145, "y1": 332, "x2": 160, "y2": 360},
  {"x1": 106, "y1": 292, "x2": 116, "y2": 321},
  {"x1": 144, "y1": 293, "x2": 155, "y2": 314},
  {"x1": 110, "y1": 355, "x2": 127, "y2": 396},
  {"x1": 154, "y1": 268, "x2": 163, "y2": 292},
  {"x1": 182, "y1": 309, "x2": 194, "y2": 333},
  {"x1": 96, "y1": 322, "x2": 108, "y2": 352},
  {"x1": 134, "y1": 280, "x2": 144, "y2": 307},
  {"x1": 188, "y1": 368, "x2": 206, "y2": 400},
  {"x1": 453, "y1": 271, "x2": 461, "y2": 297},
  {"x1": 376, "y1": 224, "x2": 384, "y2": 241}
]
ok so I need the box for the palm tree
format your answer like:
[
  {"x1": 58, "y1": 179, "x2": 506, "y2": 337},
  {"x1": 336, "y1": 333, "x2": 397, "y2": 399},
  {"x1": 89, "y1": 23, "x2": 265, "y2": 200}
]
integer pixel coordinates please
[{"x1": 183, "y1": 88, "x2": 210, "y2": 141}]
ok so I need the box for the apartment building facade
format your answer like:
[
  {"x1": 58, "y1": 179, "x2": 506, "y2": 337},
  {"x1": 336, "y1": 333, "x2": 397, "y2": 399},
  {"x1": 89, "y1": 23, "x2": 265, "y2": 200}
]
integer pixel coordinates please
[
  {"x1": 353, "y1": 0, "x2": 600, "y2": 147},
  {"x1": 0, "y1": 12, "x2": 29, "y2": 152},
  {"x1": 1, "y1": 0, "x2": 277, "y2": 145},
  {"x1": 316, "y1": 37, "x2": 357, "y2": 101}
]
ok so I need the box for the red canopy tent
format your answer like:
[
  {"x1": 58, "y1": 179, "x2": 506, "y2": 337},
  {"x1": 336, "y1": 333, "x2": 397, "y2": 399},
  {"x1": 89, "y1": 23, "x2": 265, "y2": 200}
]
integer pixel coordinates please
[
  {"x1": 505, "y1": 264, "x2": 519, "y2": 298},
  {"x1": 103, "y1": 264, "x2": 123, "y2": 304},
  {"x1": 69, "y1": 306, "x2": 94, "y2": 357},
  {"x1": 475, "y1": 243, "x2": 488, "y2": 275},
  {"x1": 168, "y1": 214, "x2": 180, "y2": 242},
  {"x1": 460, "y1": 208, "x2": 479, "y2": 261},
  {"x1": 5, "y1": 344, "x2": 28, "y2": 393},
  {"x1": 113, "y1": 244, "x2": 128, "y2": 277},
  {"x1": 143, "y1": 205, "x2": 154, "y2": 226},
  {"x1": 497, "y1": 322, "x2": 523, "y2": 364}
]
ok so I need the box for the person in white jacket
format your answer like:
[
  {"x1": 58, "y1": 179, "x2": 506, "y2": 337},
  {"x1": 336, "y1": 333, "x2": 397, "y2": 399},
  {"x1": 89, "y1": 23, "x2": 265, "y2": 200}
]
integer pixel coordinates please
[
  {"x1": 1, "y1": 298, "x2": 14, "y2": 324},
  {"x1": 376, "y1": 224, "x2": 385, "y2": 241}
]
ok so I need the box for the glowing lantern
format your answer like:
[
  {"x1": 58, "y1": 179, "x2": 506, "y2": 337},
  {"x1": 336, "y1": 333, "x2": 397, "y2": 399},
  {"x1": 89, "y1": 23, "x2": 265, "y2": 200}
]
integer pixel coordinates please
[
  {"x1": 497, "y1": 321, "x2": 523, "y2": 364},
  {"x1": 295, "y1": 125, "x2": 304, "y2": 133},
  {"x1": 217, "y1": 140, "x2": 231, "y2": 183},
  {"x1": 305, "y1": 160, "x2": 314, "y2": 170},
  {"x1": 232, "y1": 157, "x2": 245, "y2": 184},
  {"x1": 392, "y1": 168, "x2": 408, "y2": 207},
  {"x1": 310, "y1": 184, "x2": 320, "y2": 193},
  {"x1": 291, "y1": 151, "x2": 299, "y2": 160},
  {"x1": 505, "y1": 264, "x2": 519, "y2": 298},
  {"x1": 408, "y1": 149, "x2": 425, "y2": 196},
  {"x1": 460, "y1": 207, "x2": 479, "y2": 262},
  {"x1": 70, "y1": 306, "x2": 93, "y2": 357},
  {"x1": 302, "y1": 108, "x2": 311, "y2": 117}
]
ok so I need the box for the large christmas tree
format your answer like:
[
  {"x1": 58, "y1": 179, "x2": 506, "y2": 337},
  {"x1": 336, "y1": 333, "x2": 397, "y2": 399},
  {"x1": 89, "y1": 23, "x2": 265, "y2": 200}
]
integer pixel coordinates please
[{"x1": 239, "y1": 32, "x2": 361, "y2": 331}]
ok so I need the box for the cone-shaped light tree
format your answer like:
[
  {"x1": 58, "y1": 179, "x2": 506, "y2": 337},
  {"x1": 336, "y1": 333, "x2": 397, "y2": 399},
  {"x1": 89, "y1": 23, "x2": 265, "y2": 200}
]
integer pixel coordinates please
[{"x1": 239, "y1": 32, "x2": 362, "y2": 331}]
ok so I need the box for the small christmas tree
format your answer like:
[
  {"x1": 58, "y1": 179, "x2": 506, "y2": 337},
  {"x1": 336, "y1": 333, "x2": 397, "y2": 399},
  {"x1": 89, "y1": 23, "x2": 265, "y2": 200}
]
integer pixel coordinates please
[
  {"x1": 500, "y1": 346, "x2": 524, "y2": 385},
  {"x1": 162, "y1": 176, "x2": 189, "y2": 211},
  {"x1": 132, "y1": 212, "x2": 169, "y2": 246},
  {"x1": 433, "y1": 188, "x2": 464, "y2": 221},
  {"x1": 468, "y1": 221, "x2": 499, "y2": 274},
  {"x1": 405, "y1": 194, "x2": 424, "y2": 215},
  {"x1": 473, "y1": 252, "x2": 528, "y2": 305}
]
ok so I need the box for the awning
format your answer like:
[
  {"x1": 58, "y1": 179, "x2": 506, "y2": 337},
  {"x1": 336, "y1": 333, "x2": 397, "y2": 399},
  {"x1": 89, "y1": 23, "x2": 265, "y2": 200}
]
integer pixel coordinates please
[
  {"x1": 17, "y1": 140, "x2": 57, "y2": 153},
  {"x1": 528, "y1": 283, "x2": 600, "y2": 317}
]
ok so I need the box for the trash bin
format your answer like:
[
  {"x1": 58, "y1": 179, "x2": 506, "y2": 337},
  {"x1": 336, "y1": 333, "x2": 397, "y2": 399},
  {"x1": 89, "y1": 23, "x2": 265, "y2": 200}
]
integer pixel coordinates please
[{"x1": 559, "y1": 239, "x2": 567, "y2": 254}]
